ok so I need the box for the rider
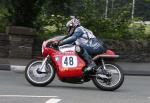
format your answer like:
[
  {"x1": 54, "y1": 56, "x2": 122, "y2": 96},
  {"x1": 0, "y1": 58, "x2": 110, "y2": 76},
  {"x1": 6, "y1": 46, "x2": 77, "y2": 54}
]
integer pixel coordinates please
[{"x1": 44, "y1": 17, "x2": 105, "y2": 73}]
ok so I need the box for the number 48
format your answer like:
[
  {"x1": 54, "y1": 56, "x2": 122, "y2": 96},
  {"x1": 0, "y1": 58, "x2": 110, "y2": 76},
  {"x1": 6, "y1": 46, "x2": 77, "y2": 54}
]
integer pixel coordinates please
[{"x1": 64, "y1": 57, "x2": 74, "y2": 66}]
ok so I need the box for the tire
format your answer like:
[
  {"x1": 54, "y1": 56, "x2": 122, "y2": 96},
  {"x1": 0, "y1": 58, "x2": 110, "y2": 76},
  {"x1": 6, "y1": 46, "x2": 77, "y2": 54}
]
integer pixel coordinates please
[
  {"x1": 25, "y1": 59, "x2": 55, "y2": 87},
  {"x1": 92, "y1": 62, "x2": 124, "y2": 91}
]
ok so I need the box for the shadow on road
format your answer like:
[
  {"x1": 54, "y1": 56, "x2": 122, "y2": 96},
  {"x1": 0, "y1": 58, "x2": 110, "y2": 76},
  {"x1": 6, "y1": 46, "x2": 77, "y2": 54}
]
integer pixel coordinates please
[
  {"x1": 48, "y1": 85, "x2": 97, "y2": 91},
  {"x1": 45, "y1": 84, "x2": 126, "y2": 93}
]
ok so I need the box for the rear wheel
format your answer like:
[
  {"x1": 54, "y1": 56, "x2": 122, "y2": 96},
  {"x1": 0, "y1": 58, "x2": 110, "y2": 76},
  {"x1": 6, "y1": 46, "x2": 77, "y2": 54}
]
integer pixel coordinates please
[
  {"x1": 92, "y1": 62, "x2": 124, "y2": 91},
  {"x1": 25, "y1": 59, "x2": 55, "y2": 87}
]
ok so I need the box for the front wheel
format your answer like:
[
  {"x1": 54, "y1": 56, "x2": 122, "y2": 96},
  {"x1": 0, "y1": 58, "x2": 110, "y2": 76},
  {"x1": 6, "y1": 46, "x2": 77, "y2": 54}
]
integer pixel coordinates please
[
  {"x1": 25, "y1": 59, "x2": 55, "y2": 87},
  {"x1": 92, "y1": 62, "x2": 124, "y2": 91}
]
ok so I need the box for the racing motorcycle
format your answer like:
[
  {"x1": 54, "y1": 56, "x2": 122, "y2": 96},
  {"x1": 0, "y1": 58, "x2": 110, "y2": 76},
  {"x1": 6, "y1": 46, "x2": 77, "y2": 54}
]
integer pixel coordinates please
[{"x1": 25, "y1": 36, "x2": 124, "y2": 91}]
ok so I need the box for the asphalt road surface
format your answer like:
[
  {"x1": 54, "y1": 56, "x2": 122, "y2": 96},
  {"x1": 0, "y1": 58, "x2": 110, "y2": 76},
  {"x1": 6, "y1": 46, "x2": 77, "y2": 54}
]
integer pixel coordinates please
[{"x1": 0, "y1": 71, "x2": 150, "y2": 103}]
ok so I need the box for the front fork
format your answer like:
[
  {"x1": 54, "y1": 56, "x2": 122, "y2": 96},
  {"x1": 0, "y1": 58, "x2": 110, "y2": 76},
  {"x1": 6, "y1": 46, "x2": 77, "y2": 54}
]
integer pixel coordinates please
[{"x1": 38, "y1": 55, "x2": 50, "y2": 73}]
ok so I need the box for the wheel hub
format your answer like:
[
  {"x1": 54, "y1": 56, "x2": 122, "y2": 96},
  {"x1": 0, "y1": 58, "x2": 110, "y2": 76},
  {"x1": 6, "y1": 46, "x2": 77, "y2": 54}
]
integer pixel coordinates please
[{"x1": 32, "y1": 68, "x2": 46, "y2": 78}]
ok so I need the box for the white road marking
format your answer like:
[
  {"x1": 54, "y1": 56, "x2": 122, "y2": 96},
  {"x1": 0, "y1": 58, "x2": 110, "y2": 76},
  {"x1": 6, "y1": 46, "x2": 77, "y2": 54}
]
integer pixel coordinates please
[
  {"x1": 0, "y1": 95, "x2": 57, "y2": 98},
  {"x1": 46, "y1": 98, "x2": 62, "y2": 103},
  {"x1": 0, "y1": 95, "x2": 62, "y2": 103}
]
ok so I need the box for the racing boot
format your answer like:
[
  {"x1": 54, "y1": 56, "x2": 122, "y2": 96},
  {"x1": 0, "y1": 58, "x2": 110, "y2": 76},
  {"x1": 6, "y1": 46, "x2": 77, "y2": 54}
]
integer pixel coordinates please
[
  {"x1": 75, "y1": 46, "x2": 97, "y2": 74},
  {"x1": 84, "y1": 61, "x2": 97, "y2": 74}
]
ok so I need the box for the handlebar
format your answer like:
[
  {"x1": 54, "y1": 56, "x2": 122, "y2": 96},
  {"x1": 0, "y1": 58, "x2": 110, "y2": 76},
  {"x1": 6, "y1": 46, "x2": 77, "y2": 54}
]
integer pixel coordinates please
[
  {"x1": 42, "y1": 41, "x2": 59, "y2": 54},
  {"x1": 47, "y1": 42, "x2": 59, "y2": 50}
]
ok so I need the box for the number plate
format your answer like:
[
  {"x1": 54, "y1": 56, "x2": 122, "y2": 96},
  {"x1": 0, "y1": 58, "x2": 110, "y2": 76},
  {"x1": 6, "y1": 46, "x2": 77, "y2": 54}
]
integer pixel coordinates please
[{"x1": 62, "y1": 56, "x2": 77, "y2": 68}]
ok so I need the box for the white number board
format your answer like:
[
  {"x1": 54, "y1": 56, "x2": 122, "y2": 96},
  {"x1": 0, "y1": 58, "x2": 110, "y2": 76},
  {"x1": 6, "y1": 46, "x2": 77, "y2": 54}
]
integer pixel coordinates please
[{"x1": 62, "y1": 56, "x2": 77, "y2": 68}]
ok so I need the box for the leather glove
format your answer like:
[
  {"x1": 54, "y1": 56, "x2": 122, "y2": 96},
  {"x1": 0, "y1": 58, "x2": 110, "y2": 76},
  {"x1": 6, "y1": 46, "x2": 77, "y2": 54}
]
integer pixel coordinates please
[{"x1": 52, "y1": 41, "x2": 59, "y2": 47}]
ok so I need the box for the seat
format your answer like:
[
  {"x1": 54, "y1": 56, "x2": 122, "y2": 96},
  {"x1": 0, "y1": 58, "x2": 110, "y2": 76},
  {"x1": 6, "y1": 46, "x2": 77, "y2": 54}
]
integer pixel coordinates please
[{"x1": 92, "y1": 50, "x2": 119, "y2": 60}]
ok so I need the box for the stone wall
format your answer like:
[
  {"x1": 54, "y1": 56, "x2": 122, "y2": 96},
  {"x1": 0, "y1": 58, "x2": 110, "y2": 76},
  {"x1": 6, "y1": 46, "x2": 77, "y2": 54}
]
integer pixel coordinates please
[
  {"x1": 0, "y1": 26, "x2": 34, "y2": 59},
  {"x1": 8, "y1": 35, "x2": 33, "y2": 58},
  {"x1": 0, "y1": 29, "x2": 150, "y2": 62},
  {"x1": 0, "y1": 33, "x2": 9, "y2": 57},
  {"x1": 7, "y1": 26, "x2": 34, "y2": 59},
  {"x1": 104, "y1": 39, "x2": 150, "y2": 62}
]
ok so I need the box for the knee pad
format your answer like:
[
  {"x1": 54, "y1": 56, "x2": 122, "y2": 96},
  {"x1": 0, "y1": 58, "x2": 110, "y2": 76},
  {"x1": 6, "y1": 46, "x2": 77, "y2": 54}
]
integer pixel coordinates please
[{"x1": 75, "y1": 45, "x2": 84, "y2": 54}]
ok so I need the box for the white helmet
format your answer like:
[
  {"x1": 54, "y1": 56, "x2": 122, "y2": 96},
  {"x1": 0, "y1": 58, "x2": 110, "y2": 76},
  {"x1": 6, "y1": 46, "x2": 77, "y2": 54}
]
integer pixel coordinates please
[
  {"x1": 66, "y1": 16, "x2": 80, "y2": 35},
  {"x1": 66, "y1": 16, "x2": 80, "y2": 27}
]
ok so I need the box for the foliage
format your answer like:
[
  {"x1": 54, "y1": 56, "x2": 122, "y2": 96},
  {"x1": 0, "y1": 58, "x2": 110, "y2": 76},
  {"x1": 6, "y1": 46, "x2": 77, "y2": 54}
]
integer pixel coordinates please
[
  {"x1": 145, "y1": 24, "x2": 150, "y2": 36},
  {"x1": 43, "y1": 0, "x2": 74, "y2": 16},
  {"x1": 0, "y1": 6, "x2": 10, "y2": 32},
  {"x1": 33, "y1": 0, "x2": 149, "y2": 41},
  {"x1": 35, "y1": 14, "x2": 70, "y2": 34},
  {"x1": 135, "y1": 0, "x2": 150, "y2": 21},
  {"x1": 76, "y1": 1, "x2": 132, "y2": 39},
  {"x1": 0, "y1": 0, "x2": 46, "y2": 27},
  {"x1": 128, "y1": 22, "x2": 145, "y2": 39},
  {"x1": 0, "y1": 0, "x2": 149, "y2": 40}
]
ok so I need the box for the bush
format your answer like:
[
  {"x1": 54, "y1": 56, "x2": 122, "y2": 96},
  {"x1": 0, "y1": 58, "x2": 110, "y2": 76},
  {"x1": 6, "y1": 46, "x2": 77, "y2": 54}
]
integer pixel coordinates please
[
  {"x1": 0, "y1": 7, "x2": 10, "y2": 32},
  {"x1": 144, "y1": 23, "x2": 150, "y2": 38},
  {"x1": 127, "y1": 22, "x2": 145, "y2": 39},
  {"x1": 35, "y1": 14, "x2": 70, "y2": 34},
  {"x1": 33, "y1": 1, "x2": 149, "y2": 41}
]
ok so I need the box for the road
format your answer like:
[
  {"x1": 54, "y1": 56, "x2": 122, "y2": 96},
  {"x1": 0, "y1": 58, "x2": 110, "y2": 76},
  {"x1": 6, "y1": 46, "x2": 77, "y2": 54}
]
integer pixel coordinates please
[{"x1": 0, "y1": 71, "x2": 150, "y2": 103}]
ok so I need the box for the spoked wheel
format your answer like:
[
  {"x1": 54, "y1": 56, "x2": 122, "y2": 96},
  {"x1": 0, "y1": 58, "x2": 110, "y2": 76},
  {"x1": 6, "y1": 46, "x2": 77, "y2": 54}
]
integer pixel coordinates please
[
  {"x1": 92, "y1": 63, "x2": 124, "y2": 91},
  {"x1": 25, "y1": 59, "x2": 55, "y2": 87}
]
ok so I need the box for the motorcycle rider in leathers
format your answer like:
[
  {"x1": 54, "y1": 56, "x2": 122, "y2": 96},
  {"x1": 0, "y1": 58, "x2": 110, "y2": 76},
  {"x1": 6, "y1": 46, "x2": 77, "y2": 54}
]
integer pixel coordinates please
[{"x1": 43, "y1": 17, "x2": 105, "y2": 73}]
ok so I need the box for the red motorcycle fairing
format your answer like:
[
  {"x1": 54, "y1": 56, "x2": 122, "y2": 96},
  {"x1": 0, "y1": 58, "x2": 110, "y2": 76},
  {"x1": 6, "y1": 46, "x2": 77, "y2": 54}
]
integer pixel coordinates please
[{"x1": 43, "y1": 47, "x2": 86, "y2": 78}]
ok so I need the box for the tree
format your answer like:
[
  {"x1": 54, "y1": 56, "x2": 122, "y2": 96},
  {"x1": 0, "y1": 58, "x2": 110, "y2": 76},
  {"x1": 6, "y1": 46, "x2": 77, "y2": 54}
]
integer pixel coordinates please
[
  {"x1": 43, "y1": 0, "x2": 74, "y2": 16},
  {"x1": 131, "y1": 0, "x2": 135, "y2": 19},
  {"x1": 134, "y1": 0, "x2": 150, "y2": 20},
  {"x1": 0, "y1": 0, "x2": 46, "y2": 27}
]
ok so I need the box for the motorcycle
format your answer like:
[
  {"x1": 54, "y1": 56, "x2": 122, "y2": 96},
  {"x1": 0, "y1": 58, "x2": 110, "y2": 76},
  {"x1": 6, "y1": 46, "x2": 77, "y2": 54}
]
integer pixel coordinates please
[{"x1": 25, "y1": 36, "x2": 124, "y2": 91}]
